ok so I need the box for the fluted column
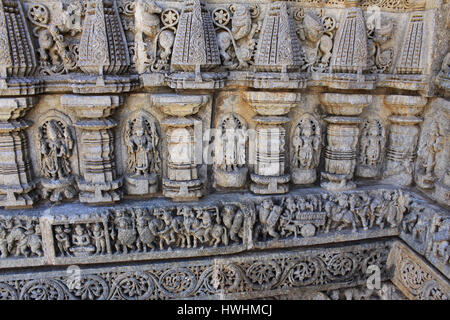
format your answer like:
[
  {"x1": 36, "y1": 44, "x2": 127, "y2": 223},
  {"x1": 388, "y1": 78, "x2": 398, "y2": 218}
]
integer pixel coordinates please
[
  {"x1": 62, "y1": 95, "x2": 123, "y2": 204},
  {"x1": 383, "y1": 95, "x2": 427, "y2": 186},
  {"x1": 0, "y1": 97, "x2": 37, "y2": 208},
  {"x1": 152, "y1": 94, "x2": 209, "y2": 201},
  {"x1": 246, "y1": 92, "x2": 299, "y2": 194},
  {"x1": 320, "y1": 93, "x2": 372, "y2": 191}
]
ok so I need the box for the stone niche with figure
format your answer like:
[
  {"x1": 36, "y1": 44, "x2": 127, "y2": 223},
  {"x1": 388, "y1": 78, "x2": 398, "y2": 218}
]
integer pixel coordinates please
[{"x1": 0, "y1": 0, "x2": 448, "y2": 301}]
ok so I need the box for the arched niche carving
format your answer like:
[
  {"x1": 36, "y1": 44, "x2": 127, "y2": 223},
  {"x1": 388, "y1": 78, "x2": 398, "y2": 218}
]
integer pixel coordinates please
[
  {"x1": 214, "y1": 112, "x2": 248, "y2": 188},
  {"x1": 123, "y1": 110, "x2": 161, "y2": 196},
  {"x1": 291, "y1": 113, "x2": 322, "y2": 185},
  {"x1": 36, "y1": 110, "x2": 78, "y2": 202}
]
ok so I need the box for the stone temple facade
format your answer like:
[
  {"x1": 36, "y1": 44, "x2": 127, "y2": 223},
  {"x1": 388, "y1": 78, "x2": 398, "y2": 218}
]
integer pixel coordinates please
[{"x1": 0, "y1": 0, "x2": 448, "y2": 300}]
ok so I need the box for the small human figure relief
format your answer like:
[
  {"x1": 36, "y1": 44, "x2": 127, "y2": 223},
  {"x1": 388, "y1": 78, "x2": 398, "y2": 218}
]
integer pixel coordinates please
[
  {"x1": 415, "y1": 122, "x2": 444, "y2": 189},
  {"x1": 111, "y1": 208, "x2": 138, "y2": 254},
  {"x1": 213, "y1": 4, "x2": 261, "y2": 70},
  {"x1": 124, "y1": 115, "x2": 161, "y2": 195},
  {"x1": 357, "y1": 119, "x2": 386, "y2": 178},
  {"x1": 106, "y1": 205, "x2": 245, "y2": 253},
  {"x1": 214, "y1": 113, "x2": 248, "y2": 188},
  {"x1": 70, "y1": 224, "x2": 96, "y2": 257},
  {"x1": 27, "y1": 2, "x2": 82, "y2": 75},
  {"x1": 53, "y1": 219, "x2": 110, "y2": 257},
  {"x1": 427, "y1": 215, "x2": 449, "y2": 265},
  {"x1": 0, "y1": 216, "x2": 42, "y2": 259},
  {"x1": 291, "y1": 114, "x2": 321, "y2": 185},
  {"x1": 297, "y1": 11, "x2": 336, "y2": 73},
  {"x1": 38, "y1": 119, "x2": 77, "y2": 202},
  {"x1": 134, "y1": 0, "x2": 162, "y2": 73}
]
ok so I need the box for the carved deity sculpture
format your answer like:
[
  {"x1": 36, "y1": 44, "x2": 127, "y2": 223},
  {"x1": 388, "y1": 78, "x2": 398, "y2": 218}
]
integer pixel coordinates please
[
  {"x1": 292, "y1": 114, "x2": 321, "y2": 184},
  {"x1": 27, "y1": 3, "x2": 82, "y2": 75},
  {"x1": 357, "y1": 119, "x2": 386, "y2": 178},
  {"x1": 39, "y1": 120, "x2": 73, "y2": 180},
  {"x1": 38, "y1": 119, "x2": 76, "y2": 202},
  {"x1": 367, "y1": 17, "x2": 395, "y2": 73},
  {"x1": 416, "y1": 122, "x2": 444, "y2": 189},
  {"x1": 70, "y1": 224, "x2": 95, "y2": 257},
  {"x1": 214, "y1": 4, "x2": 260, "y2": 70},
  {"x1": 134, "y1": 0, "x2": 162, "y2": 73},
  {"x1": 298, "y1": 12, "x2": 335, "y2": 73},
  {"x1": 214, "y1": 113, "x2": 248, "y2": 188},
  {"x1": 124, "y1": 115, "x2": 161, "y2": 195}
]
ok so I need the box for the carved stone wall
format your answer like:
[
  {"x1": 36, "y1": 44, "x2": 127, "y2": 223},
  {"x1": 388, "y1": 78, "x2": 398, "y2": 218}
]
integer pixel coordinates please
[{"x1": 0, "y1": 0, "x2": 448, "y2": 300}]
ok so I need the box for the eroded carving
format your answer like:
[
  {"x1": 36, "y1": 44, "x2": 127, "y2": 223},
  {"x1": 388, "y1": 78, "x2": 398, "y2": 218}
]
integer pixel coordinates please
[
  {"x1": 214, "y1": 113, "x2": 248, "y2": 188},
  {"x1": 38, "y1": 118, "x2": 76, "y2": 202},
  {"x1": 357, "y1": 119, "x2": 386, "y2": 178},
  {"x1": 124, "y1": 113, "x2": 161, "y2": 195},
  {"x1": 291, "y1": 114, "x2": 322, "y2": 185}
]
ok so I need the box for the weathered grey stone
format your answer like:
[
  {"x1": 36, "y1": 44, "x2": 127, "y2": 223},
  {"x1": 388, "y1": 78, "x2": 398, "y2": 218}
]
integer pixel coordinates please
[{"x1": 0, "y1": 0, "x2": 448, "y2": 301}]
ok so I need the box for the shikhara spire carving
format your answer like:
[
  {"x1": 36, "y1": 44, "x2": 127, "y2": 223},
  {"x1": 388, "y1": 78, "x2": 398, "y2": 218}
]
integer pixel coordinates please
[{"x1": 0, "y1": 0, "x2": 447, "y2": 301}]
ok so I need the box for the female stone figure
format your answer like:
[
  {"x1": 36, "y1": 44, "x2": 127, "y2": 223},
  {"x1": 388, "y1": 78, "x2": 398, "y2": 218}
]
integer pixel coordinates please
[
  {"x1": 214, "y1": 113, "x2": 248, "y2": 188},
  {"x1": 416, "y1": 122, "x2": 444, "y2": 189},
  {"x1": 124, "y1": 115, "x2": 161, "y2": 195},
  {"x1": 39, "y1": 120, "x2": 73, "y2": 180},
  {"x1": 357, "y1": 119, "x2": 386, "y2": 178},
  {"x1": 291, "y1": 114, "x2": 321, "y2": 184},
  {"x1": 38, "y1": 118, "x2": 76, "y2": 202}
]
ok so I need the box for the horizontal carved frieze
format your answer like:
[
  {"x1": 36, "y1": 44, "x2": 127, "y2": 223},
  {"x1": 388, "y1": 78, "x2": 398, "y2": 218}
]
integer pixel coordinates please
[
  {"x1": 0, "y1": 0, "x2": 445, "y2": 93},
  {"x1": 0, "y1": 240, "x2": 393, "y2": 300},
  {"x1": 0, "y1": 187, "x2": 448, "y2": 274}
]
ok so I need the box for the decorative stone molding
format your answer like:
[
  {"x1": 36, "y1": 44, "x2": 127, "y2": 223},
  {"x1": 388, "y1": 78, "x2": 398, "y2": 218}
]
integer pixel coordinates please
[
  {"x1": 61, "y1": 95, "x2": 123, "y2": 204},
  {"x1": 383, "y1": 95, "x2": 427, "y2": 186},
  {"x1": 0, "y1": 240, "x2": 392, "y2": 300},
  {"x1": 0, "y1": 0, "x2": 37, "y2": 78},
  {"x1": 152, "y1": 93, "x2": 209, "y2": 201},
  {"x1": 0, "y1": 0, "x2": 447, "y2": 300},
  {"x1": 389, "y1": 241, "x2": 449, "y2": 300},
  {"x1": 320, "y1": 93, "x2": 372, "y2": 191},
  {"x1": 0, "y1": 97, "x2": 37, "y2": 208},
  {"x1": 245, "y1": 92, "x2": 299, "y2": 195}
]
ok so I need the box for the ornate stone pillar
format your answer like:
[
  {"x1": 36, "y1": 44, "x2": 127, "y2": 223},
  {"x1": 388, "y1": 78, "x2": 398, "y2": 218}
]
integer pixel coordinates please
[
  {"x1": 62, "y1": 95, "x2": 123, "y2": 204},
  {"x1": 245, "y1": 92, "x2": 299, "y2": 194},
  {"x1": 152, "y1": 94, "x2": 209, "y2": 201},
  {"x1": 383, "y1": 95, "x2": 427, "y2": 186},
  {"x1": 0, "y1": 97, "x2": 37, "y2": 208},
  {"x1": 319, "y1": 93, "x2": 372, "y2": 191}
]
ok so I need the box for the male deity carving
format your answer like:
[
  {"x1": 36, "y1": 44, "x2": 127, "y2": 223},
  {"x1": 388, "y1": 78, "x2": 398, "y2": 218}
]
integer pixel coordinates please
[
  {"x1": 298, "y1": 12, "x2": 336, "y2": 72},
  {"x1": 214, "y1": 113, "x2": 248, "y2": 188},
  {"x1": 39, "y1": 120, "x2": 73, "y2": 180},
  {"x1": 124, "y1": 115, "x2": 161, "y2": 195},
  {"x1": 70, "y1": 224, "x2": 95, "y2": 257},
  {"x1": 416, "y1": 122, "x2": 444, "y2": 189},
  {"x1": 291, "y1": 114, "x2": 321, "y2": 184},
  {"x1": 134, "y1": 0, "x2": 162, "y2": 73},
  {"x1": 357, "y1": 119, "x2": 386, "y2": 178},
  {"x1": 38, "y1": 119, "x2": 76, "y2": 202}
]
